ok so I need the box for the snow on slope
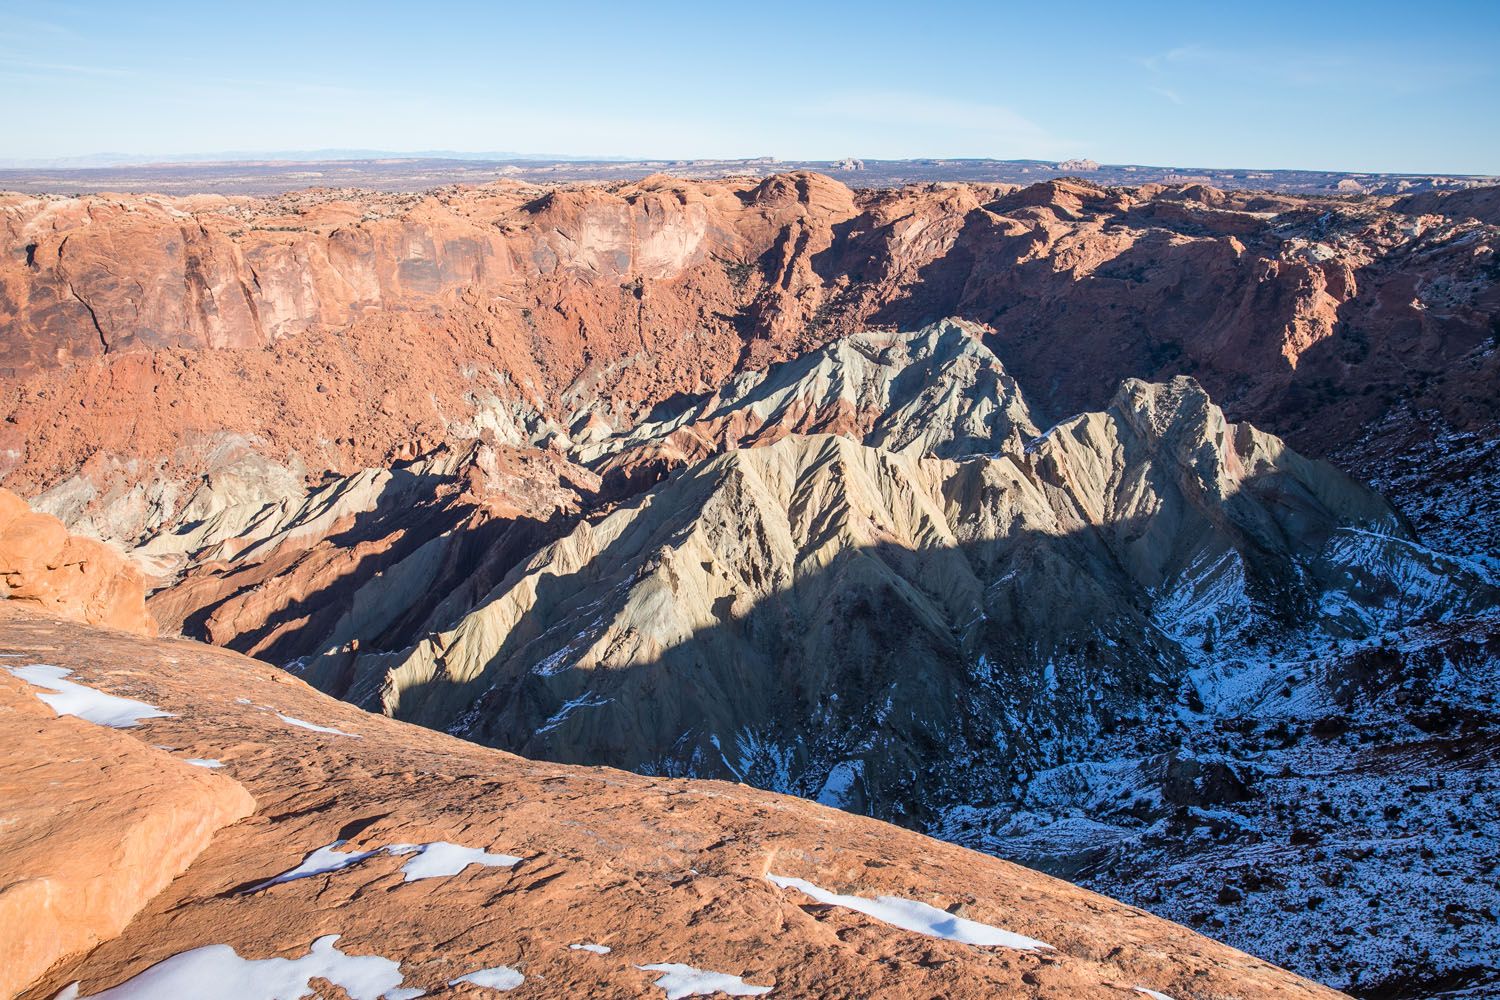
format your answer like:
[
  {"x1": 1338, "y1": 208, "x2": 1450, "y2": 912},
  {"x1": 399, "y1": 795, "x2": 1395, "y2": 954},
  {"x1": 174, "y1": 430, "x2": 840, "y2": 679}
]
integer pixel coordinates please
[{"x1": 5, "y1": 663, "x2": 173, "y2": 728}]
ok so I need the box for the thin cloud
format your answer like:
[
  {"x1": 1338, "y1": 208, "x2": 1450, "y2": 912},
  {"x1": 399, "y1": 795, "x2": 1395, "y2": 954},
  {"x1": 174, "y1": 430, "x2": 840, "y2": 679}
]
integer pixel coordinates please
[
  {"x1": 802, "y1": 91, "x2": 1073, "y2": 158},
  {"x1": 0, "y1": 54, "x2": 366, "y2": 99},
  {"x1": 190, "y1": 74, "x2": 369, "y2": 100},
  {"x1": 0, "y1": 13, "x2": 80, "y2": 42},
  {"x1": 0, "y1": 55, "x2": 135, "y2": 77},
  {"x1": 1138, "y1": 41, "x2": 1490, "y2": 94}
]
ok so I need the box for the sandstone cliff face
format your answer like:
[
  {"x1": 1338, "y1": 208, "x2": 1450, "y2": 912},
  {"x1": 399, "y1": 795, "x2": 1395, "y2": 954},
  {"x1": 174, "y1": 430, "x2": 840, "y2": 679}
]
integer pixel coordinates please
[
  {"x1": 3, "y1": 176, "x2": 1496, "y2": 561},
  {"x1": 0, "y1": 604, "x2": 1343, "y2": 1000},
  {"x1": 0, "y1": 488, "x2": 156, "y2": 634}
]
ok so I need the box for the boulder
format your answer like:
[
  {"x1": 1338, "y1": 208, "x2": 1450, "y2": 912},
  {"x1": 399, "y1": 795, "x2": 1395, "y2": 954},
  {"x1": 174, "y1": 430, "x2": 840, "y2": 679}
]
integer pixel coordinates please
[{"x1": 0, "y1": 489, "x2": 156, "y2": 635}]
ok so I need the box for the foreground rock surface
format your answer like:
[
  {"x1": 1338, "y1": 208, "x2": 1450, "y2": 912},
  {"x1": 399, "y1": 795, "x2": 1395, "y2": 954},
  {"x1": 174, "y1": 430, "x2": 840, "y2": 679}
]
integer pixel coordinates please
[
  {"x1": 0, "y1": 665, "x2": 253, "y2": 998},
  {"x1": 1, "y1": 604, "x2": 1342, "y2": 1000}
]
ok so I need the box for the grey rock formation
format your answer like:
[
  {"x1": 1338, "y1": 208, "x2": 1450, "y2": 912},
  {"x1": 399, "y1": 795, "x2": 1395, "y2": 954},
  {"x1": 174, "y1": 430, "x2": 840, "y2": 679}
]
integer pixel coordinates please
[{"x1": 312, "y1": 361, "x2": 1486, "y2": 829}]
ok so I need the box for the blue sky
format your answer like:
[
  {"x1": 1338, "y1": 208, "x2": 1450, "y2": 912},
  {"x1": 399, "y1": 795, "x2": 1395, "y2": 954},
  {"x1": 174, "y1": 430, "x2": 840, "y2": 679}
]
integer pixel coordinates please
[{"x1": 2, "y1": 0, "x2": 1496, "y2": 173}]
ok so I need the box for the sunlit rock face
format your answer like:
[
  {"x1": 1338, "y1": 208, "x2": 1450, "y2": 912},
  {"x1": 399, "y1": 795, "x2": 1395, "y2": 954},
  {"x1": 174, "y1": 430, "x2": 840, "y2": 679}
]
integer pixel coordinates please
[
  {"x1": 0, "y1": 488, "x2": 156, "y2": 635},
  {"x1": 4, "y1": 175, "x2": 1497, "y2": 562}
]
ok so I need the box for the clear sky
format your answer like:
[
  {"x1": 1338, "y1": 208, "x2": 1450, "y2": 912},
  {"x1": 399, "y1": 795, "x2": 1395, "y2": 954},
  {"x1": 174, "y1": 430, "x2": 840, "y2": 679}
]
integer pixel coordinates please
[{"x1": 2, "y1": 0, "x2": 1496, "y2": 173}]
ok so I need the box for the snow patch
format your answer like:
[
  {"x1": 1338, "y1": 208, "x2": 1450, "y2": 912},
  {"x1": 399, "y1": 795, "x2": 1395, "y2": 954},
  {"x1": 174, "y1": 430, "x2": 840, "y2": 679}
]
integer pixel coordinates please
[
  {"x1": 185, "y1": 758, "x2": 224, "y2": 768},
  {"x1": 636, "y1": 963, "x2": 772, "y2": 998},
  {"x1": 73, "y1": 935, "x2": 419, "y2": 1000},
  {"x1": 388, "y1": 841, "x2": 523, "y2": 882},
  {"x1": 274, "y1": 711, "x2": 361, "y2": 738},
  {"x1": 448, "y1": 966, "x2": 524, "y2": 991},
  {"x1": 248, "y1": 839, "x2": 521, "y2": 892},
  {"x1": 531, "y1": 645, "x2": 578, "y2": 677},
  {"x1": 767, "y1": 874, "x2": 1051, "y2": 950},
  {"x1": 1152, "y1": 548, "x2": 1249, "y2": 650},
  {"x1": 707, "y1": 732, "x2": 745, "y2": 781},
  {"x1": 4, "y1": 663, "x2": 173, "y2": 728},
  {"x1": 246, "y1": 841, "x2": 382, "y2": 892},
  {"x1": 733, "y1": 727, "x2": 800, "y2": 795},
  {"x1": 1134, "y1": 989, "x2": 1177, "y2": 1000},
  {"x1": 815, "y1": 761, "x2": 864, "y2": 808},
  {"x1": 534, "y1": 690, "x2": 610, "y2": 736},
  {"x1": 570, "y1": 943, "x2": 612, "y2": 954}
]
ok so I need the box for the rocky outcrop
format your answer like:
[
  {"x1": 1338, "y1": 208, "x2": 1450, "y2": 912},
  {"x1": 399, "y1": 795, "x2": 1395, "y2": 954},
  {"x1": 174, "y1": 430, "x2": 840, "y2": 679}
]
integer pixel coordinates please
[
  {"x1": 0, "y1": 488, "x2": 156, "y2": 634},
  {"x1": 1392, "y1": 183, "x2": 1500, "y2": 226},
  {"x1": 0, "y1": 663, "x2": 254, "y2": 998},
  {"x1": 1, "y1": 603, "x2": 1342, "y2": 1000},
  {"x1": 141, "y1": 440, "x2": 596, "y2": 665},
  {"x1": 577, "y1": 318, "x2": 1040, "y2": 492},
  {"x1": 317, "y1": 376, "x2": 1481, "y2": 820}
]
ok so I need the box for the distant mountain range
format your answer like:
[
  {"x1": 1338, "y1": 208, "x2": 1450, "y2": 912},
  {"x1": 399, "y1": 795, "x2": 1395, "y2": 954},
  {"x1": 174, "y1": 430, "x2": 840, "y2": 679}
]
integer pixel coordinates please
[
  {"x1": 3, "y1": 153, "x2": 1493, "y2": 199},
  {"x1": 0, "y1": 148, "x2": 636, "y2": 169}
]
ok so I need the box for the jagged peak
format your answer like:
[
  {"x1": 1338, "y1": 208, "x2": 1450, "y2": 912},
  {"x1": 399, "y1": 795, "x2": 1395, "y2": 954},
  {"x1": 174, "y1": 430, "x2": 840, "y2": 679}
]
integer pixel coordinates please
[
  {"x1": 1025, "y1": 375, "x2": 1221, "y2": 461},
  {"x1": 1109, "y1": 375, "x2": 1220, "y2": 444},
  {"x1": 989, "y1": 177, "x2": 1132, "y2": 217},
  {"x1": 576, "y1": 318, "x2": 1035, "y2": 471},
  {"x1": 743, "y1": 170, "x2": 858, "y2": 214}
]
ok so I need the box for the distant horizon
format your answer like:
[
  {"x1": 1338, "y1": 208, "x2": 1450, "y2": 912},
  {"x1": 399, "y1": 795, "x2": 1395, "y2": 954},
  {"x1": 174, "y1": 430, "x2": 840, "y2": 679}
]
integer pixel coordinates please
[{"x1": 2, "y1": 149, "x2": 1495, "y2": 179}]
